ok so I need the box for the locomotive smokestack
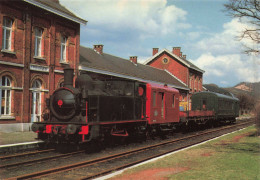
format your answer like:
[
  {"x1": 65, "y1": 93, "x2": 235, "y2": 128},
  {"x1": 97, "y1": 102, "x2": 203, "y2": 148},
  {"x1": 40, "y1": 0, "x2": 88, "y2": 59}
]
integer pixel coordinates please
[{"x1": 64, "y1": 67, "x2": 74, "y2": 88}]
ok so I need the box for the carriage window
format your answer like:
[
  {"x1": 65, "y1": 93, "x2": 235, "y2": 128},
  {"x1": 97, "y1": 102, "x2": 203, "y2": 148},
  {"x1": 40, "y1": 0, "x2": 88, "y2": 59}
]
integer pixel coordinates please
[
  {"x1": 202, "y1": 99, "x2": 206, "y2": 110},
  {"x1": 172, "y1": 95, "x2": 175, "y2": 108},
  {"x1": 152, "y1": 91, "x2": 156, "y2": 107}
]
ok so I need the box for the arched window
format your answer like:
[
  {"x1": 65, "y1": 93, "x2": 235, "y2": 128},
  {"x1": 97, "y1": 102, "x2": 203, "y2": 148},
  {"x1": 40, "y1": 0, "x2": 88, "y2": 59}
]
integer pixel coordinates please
[
  {"x1": 59, "y1": 81, "x2": 64, "y2": 88},
  {"x1": 31, "y1": 80, "x2": 42, "y2": 122},
  {"x1": 0, "y1": 76, "x2": 12, "y2": 116},
  {"x1": 32, "y1": 80, "x2": 42, "y2": 89}
]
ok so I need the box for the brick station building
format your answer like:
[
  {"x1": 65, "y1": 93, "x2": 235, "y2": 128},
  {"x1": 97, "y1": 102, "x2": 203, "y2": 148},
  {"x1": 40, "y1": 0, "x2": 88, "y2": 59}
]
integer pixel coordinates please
[
  {"x1": 144, "y1": 47, "x2": 205, "y2": 110},
  {"x1": 0, "y1": 0, "x2": 86, "y2": 131}
]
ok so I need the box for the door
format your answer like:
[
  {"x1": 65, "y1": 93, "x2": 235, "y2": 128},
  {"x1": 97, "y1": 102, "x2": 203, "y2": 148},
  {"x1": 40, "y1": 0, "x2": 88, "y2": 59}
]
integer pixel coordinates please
[
  {"x1": 31, "y1": 91, "x2": 41, "y2": 122},
  {"x1": 158, "y1": 92, "x2": 165, "y2": 120},
  {"x1": 31, "y1": 80, "x2": 42, "y2": 122}
]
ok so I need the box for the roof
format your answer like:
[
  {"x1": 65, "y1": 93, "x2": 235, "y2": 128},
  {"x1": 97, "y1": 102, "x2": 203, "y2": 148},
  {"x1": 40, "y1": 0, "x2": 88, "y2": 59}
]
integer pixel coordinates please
[
  {"x1": 144, "y1": 49, "x2": 205, "y2": 73},
  {"x1": 23, "y1": 0, "x2": 87, "y2": 25},
  {"x1": 193, "y1": 91, "x2": 239, "y2": 101},
  {"x1": 79, "y1": 46, "x2": 189, "y2": 91}
]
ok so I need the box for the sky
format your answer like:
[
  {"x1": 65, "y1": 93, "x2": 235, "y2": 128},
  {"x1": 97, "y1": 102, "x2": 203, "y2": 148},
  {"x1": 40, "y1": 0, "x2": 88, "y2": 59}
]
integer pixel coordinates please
[{"x1": 60, "y1": 0, "x2": 260, "y2": 87}]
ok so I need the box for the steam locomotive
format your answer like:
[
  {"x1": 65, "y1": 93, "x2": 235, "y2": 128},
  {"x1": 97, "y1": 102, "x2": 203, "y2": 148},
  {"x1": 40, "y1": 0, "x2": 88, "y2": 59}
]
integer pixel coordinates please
[{"x1": 32, "y1": 68, "x2": 239, "y2": 145}]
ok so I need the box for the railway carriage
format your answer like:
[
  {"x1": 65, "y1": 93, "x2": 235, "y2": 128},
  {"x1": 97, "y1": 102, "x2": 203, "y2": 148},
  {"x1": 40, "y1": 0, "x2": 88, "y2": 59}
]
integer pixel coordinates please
[{"x1": 191, "y1": 91, "x2": 239, "y2": 123}]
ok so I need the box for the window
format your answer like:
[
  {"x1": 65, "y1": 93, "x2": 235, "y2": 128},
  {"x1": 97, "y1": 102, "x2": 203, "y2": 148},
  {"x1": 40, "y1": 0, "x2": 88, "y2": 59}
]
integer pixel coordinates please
[
  {"x1": 2, "y1": 17, "x2": 13, "y2": 50},
  {"x1": 152, "y1": 91, "x2": 156, "y2": 107},
  {"x1": 198, "y1": 78, "x2": 201, "y2": 91},
  {"x1": 32, "y1": 80, "x2": 41, "y2": 89},
  {"x1": 59, "y1": 81, "x2": 64, "y2": 88},
  {"x1": 0, "y1": 76, "x2": 11, "y2": 116},
  {"x1": 189, "y1": 76, "x2": 192, "y2": 89},
  {"x1": 202, "y1": 99, "x2": 207, "y2": 110},
  {"x1": 162, "y1": 58, "x2": 168, "y2": 64},
  {"x1": 60, "y1": 36, "x2": 67, "y2": 62},
  {"x1": 34, "y1": 27, "x2": 43, "y2": 57},
  {"x1": 172, "y1": 95, "x2": 175, "y2": 108},
  {"x1": 159, "y1": 92, "x2": 165, "y2": 118}
]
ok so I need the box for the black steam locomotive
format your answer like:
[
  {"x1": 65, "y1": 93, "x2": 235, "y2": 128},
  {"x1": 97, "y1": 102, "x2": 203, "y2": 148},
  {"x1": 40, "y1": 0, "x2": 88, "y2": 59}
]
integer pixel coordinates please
[{"x1": 32, "y1": 68, "x2": 147, "y2": 144}]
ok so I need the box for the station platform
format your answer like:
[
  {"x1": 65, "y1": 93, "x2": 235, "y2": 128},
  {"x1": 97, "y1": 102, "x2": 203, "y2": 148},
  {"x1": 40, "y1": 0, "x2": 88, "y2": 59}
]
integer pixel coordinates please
[{"x1": 0, "y1": 131, "x2": 42, "y2": 154}]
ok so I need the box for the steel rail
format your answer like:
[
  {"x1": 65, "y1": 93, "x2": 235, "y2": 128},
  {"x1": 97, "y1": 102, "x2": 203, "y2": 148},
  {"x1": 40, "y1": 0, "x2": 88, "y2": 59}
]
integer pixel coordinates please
[
  {"x1": 7, "y1": 120, "x2": 254, "y2": 180},
  {"x1": 0, "y1": 149, "x2": 55, "y2": 161},
  {"x1": 1, "y1": 150, "x2": 85, "y2": 169}
]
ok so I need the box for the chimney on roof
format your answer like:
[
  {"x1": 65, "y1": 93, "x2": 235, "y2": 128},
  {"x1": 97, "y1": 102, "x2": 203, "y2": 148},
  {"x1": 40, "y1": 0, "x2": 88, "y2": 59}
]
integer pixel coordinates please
[
  {"x1": 172, "y1": 47, "x2": 181, "y2": 57},
  {"x1": 93, "y1": 44, "x2": 103, "y2": 54},
  {"x1": 130, "y1": 56, "x2": 138, "y2": 64},
  {"x1": 180, "y1": 52, "x2": 183, "y2": 57},
  {"x1": 183, "y1": 55, "x2": 187, "y2": 59},
  {"x1": 152, "y1": 48, "x2": 159, "y2": 56}
]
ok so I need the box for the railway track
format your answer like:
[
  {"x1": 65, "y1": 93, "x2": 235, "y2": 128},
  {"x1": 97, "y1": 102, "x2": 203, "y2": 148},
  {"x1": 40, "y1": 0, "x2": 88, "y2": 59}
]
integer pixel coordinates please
[
  {"x1": 5, "y1": 119, "x2": 254, "y2": 180},
  {"x1": 0, "y1": 149, "x2": 55, "y2": 161},
  {"x1": 0, "y1": 150, "x2": 85, "y2": 169}
]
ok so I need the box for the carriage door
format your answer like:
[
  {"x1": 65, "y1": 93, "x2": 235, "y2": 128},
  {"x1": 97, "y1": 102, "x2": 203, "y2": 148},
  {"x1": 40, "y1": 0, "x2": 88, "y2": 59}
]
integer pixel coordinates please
[
  {"x1": 158, "y1": 92, "x2": 165, "y2": 120},
  {"x1": 31, "y1": 80, "x2": 42, "y2": 122}
]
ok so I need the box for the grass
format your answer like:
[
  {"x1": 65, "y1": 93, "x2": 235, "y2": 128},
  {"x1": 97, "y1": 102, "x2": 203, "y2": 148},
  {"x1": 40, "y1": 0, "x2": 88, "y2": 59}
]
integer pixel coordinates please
[{"x1": 110, "y1": 126, "x2": 260, "y2": 180}]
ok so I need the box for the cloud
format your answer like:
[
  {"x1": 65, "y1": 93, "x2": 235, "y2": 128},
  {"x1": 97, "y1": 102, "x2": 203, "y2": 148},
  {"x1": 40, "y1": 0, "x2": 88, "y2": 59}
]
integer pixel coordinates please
[
  {"x1": 191, "y1": 52, "x2": 260, "y2": 86},
  {"x1": 60, "y1": 0, "x2": 190, "y2": 38},
  {"x1": 190, "y1": 18, "x2": 260, "y2": 86}
]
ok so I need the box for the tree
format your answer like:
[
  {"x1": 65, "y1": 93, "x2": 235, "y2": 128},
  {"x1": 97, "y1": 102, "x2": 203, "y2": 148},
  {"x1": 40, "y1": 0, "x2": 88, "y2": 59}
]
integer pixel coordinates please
[
  {"x1": 237, "y1": 93, "x2": 255, "y2": 113},
  {"x1": 224, "y1": 0, "x2": 260, "y2": 55},
  {"x1": 255, "y1": 102, "x2": 260, "y2": 136}
]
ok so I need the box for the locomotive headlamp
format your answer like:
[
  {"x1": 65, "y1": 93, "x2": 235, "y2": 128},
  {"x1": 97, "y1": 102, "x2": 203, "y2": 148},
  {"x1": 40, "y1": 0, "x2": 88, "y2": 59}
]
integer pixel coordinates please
[{"x1": 66, "y1": 124, "x2": 78, "y2": 134}]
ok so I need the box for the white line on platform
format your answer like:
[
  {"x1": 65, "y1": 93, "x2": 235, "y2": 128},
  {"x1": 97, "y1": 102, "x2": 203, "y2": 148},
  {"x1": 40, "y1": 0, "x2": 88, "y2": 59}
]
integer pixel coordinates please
[
  {"x1": 0, "y1": 141, "x2": 42, "y2": 148},
  {"x1": 94, "y1": 126, "x2": 250, "y2": 180}
]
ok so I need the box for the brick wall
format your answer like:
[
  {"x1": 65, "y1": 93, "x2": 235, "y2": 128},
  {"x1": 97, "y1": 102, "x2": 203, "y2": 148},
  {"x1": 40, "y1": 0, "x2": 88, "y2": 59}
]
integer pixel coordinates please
[
  {"x1": 0, "y1": 1, "x2": 80, "y2": 124},
  {"x1": 148, "y1": 53, "x2": 189, "y2": 85}
]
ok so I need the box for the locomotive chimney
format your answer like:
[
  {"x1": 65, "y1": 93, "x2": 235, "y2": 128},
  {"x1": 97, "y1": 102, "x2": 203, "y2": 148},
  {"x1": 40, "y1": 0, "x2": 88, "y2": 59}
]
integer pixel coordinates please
[{"x1": 64, "y1": 67, "x2": 74, "y2": 88}]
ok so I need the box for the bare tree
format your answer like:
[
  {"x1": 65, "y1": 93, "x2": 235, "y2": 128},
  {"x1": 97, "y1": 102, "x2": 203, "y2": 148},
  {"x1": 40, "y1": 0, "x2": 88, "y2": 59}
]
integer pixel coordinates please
[
  {"x1": 255, "y1": 102, "x2": 260, "y2": 136},
  {"x1": 237, "y1": 93, "x2": 255, "y2": 113},
  {"x1": 224, "y1": 0, "x2": 260, "y2": 55}
]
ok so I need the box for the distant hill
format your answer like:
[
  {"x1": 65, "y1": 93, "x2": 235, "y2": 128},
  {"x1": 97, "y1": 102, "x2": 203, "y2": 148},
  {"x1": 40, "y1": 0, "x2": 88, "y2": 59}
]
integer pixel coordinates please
[
  {"x1": 226, "y1": 82, "x2": 260, "y2": 101},
  {"x1": 203, "y1": 82, "x2": 260, "y2": 101},
  {"x1": 203, "y1": 84, "x2": 233, "y2": 96}
]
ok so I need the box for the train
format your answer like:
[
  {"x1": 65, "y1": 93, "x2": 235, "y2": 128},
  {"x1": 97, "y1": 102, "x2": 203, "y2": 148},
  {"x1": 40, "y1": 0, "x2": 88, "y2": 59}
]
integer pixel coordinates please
[{"x1": 32, "y1": 67, "x2": 239, "y2": 145}]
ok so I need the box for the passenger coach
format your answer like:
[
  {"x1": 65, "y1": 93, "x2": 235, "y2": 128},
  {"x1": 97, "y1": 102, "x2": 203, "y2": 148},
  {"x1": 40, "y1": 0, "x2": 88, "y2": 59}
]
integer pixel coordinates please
[{"x1": 191, "y1": 91, "x2": 239, "y2": 123}]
